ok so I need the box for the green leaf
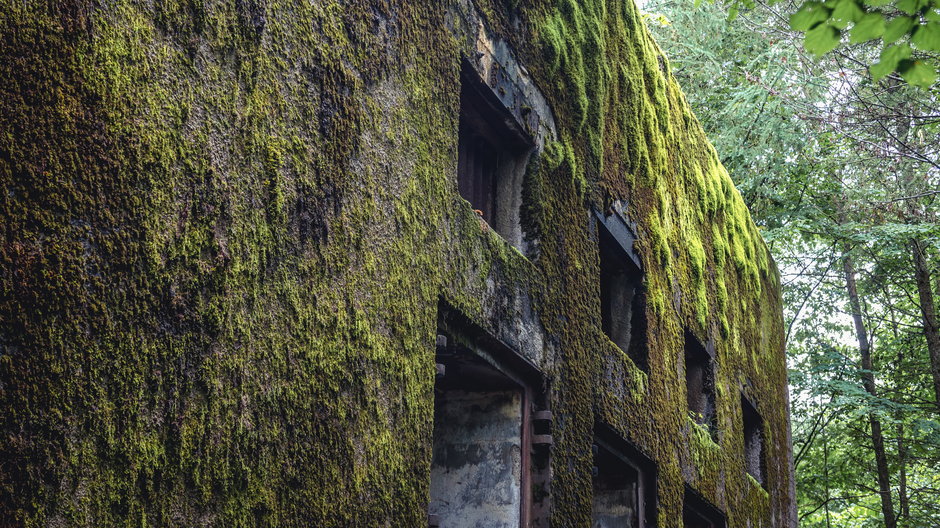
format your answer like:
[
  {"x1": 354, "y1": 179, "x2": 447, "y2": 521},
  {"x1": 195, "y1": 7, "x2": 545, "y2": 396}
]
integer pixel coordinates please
[
  {"x1": 863, "y1": 0, "x2": 892, "y2": 6},
  {"x1": 791, "y1": 2, "x2": 832, "y2": 31},
  {"x1": 805, "y1": 24, "x2": 842, "y2": 56},
  {"x1": 831, "y1": 0, "x2": 865, "y2": 28},
  {"x1": 896, "y1": 0, "x2": 925, "y2": 14},
  {"x1": 869, "y1": 60, "x2": 894, "y2": 80},
  {"x1": 927, "y1": 9, "x2": 940, "y2": 22},
  {"x1": 898, "y1": 59, "x2": 938, "y2": 86},
  {"x1": 870, "y1": 43, "x2": 912, "y2": 80},
  {"x1": 850, "y1": 13, "x2": 885, "y2": 42},
  {"x1": 884, "y1": 16, "x2": 916, "y2": 43},
  {"x1": 912, "y1": 22, "x2": 940, "y2": 51}
]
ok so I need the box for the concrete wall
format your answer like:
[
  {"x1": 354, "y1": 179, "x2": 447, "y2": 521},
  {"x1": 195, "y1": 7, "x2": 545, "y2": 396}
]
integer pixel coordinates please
[
  {"x1": 0, "y1": 0, "x2": 794, "y2": 525},
  {"x1": 430, "y1": 390, "x2": 524, "y2": 528},
  {"x1": 593, "y1": 483, "x2": 639, "y2": 528}
]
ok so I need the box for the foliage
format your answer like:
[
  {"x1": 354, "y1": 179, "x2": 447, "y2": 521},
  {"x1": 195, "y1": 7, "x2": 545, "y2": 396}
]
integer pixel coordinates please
[
  {"x1": 647, "y1": 0, "x2": 940, "y2": 525},
  {"x1": 723, "y1": 0, "x2": 940, "y2": 88}
]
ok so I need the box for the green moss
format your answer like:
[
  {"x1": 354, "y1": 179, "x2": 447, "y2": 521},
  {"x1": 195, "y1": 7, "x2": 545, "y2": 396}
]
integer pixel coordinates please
[
  {"x1": 688, "y1": 416, "x2": 721, "y2": 480},
  {"x1": 527, "y1": 0, "x2": 788, "y2": 524},
  {"x1": 747, "y1": 474, "x2": 769, "y2": 496},
  {"x1": 1, "y1": 0, "x2": 790, "y2": 526}
]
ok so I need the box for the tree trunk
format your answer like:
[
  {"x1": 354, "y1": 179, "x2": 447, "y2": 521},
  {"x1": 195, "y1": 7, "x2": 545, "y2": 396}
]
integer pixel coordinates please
[
  {"x1": 844, "y1": 253, "x2": 897, "y2": 528},
  {"x1": 911, "y1": 239, "x2": 940, "y2": 409},
  {"x1": 823, "y1": 436, "x2": 832, "y2": 528},
  {"x1": 890, "y1": 309, "x2": 909, "y2": 525},
  {"x1": 897, "y1": 424, "x2": 909, "y2": 523}
]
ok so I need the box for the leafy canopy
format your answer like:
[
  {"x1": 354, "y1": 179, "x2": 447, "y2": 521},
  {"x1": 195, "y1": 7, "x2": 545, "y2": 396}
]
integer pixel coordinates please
[{"x1": 725, "y1": 0, "x2": 940, "y2": 87}]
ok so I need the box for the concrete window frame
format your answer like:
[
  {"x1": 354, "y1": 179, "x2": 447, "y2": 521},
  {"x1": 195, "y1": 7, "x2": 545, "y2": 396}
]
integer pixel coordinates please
[
  {"x1": 456, "y1": 58, "x2": 535, "y2": 251},
  {"x1": 684, "y1": 330, "x2": 718, "y2": 438},
  {"x1": 741, "y1": 393, "x2": 767, "y2": 487},
  {"x1": 592, "y1": 424, "x2": 658, "y2": 528},
  {"x1": 682, "y1": 486, "x2": 726, "y2": 528},
  {"x1": 428, "y1": 304, "x2": 550, "y2": 528},
  {"x1": 594, "y1": 205, "x2": 649, "y2": 372}
]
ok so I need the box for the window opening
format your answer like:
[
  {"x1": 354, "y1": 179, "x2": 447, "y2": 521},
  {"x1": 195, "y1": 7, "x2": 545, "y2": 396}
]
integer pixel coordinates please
[
  {"x1": 682, "y1": 487, "x2": 726, "y2": 528},
  {"x1": 596, "y1": 210, "x2": 648, "y2": 372},
  {"x1": 685, "y1": 331, "x2": 717, "y2": 436},
  {"x1": 592, "y1": 428, "x2": 657, "y2": 528},
  {"x1": 429, "y1": 308, "x2": 549, "y2": 528},
  {"x1": 741, "y1": 394, "x2": 766, "y2": 487},
  {"x1": 457, "y1": 59, "x2": 533, "y2": 248}
]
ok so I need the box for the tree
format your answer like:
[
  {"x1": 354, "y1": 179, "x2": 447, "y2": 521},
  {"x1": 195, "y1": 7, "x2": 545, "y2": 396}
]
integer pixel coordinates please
[
  {"x1": 646, "y1": 1, "x2": 940, "y2": 525},
  {"x1": 722, "y1": 0, "x2": 940, "y2": 87},
  {"x1": 843, "y1": 247, "x2": 896, "y2": 528}
]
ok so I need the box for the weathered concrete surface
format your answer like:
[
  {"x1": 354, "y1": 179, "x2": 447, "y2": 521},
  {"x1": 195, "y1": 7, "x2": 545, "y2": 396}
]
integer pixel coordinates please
[
  {"x1": 593, "y1": 485, "x2": 638, "y2": 528},
  {"x1": 430, "y1": 390, "x2": 523, "y2": 528},
  {"x1": 0, "y1": 0, "x2": 794, "y2": 525}
]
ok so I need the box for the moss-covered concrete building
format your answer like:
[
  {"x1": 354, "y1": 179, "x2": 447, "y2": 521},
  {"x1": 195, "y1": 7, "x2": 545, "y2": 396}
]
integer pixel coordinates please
[{"x1": 0, "y1": 0, "x2": 795, "y2": 526}]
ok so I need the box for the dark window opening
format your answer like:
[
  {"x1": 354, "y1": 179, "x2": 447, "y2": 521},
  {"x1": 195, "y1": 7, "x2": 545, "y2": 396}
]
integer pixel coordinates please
[
  {"x1": 457, "y1": 60, "x2": 532, "y2": 248},
  {"x1": 597, "y1": 212, "x2": 648, "y2": 372},
  {"x1": 592, "y1": 429, "x2": 657, "y2": 528},
  {"x1": 429, "y1": 308, "x2": 548, "y2": 528},
  {"x1": 683, "y1": 487, "x2": 726, "y2": 528},
  {"x1": 458, "y1": 120, "x2": 498, "y2": 224},
  {"x1": 741, "y1": 394, "x2": 767, "y2": 487},
  {"x1": 685, "y1": 331, "x2": 716, "y2": 435}
]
